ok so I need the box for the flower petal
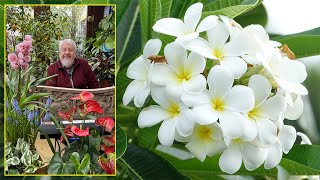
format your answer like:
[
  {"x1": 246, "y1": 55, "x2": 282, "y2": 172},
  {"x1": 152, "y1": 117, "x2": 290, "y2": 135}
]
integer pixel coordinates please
[
  {"x1": 152, "y1": 64, "x2": 177, "y2": 85},
  {"x1": 223, "y1": 31, "x2": 251, "y2": 56},
  {"x1": 134, "y1": 86, "x2": 150, "y2": 107},
  {"x1": 71, "y1": 126, "x2": 90, "y2": 136},
  {"x1": 206, "y1": 139, "x2": 227, "y2": 156},
  {"x1": 242, "y1": 117, "x2": 258, "y2": 141},
  {"x1": 192, "y1": 104, "x2": 219, "y2": 125},
  {"x1": 185, "y1": 37, "x2": 215, "y2": 59},
  {"x1": 274, "y1": 58, "x2": 307, "y2": 84},
  {"x1": 248, "y1": 75, "x2": 271, "y2": 107},
  {"x1": 219, "y1": 144, "x2": 242, "y2": 174},
  {"x1": 220, "y1": 57, "x2": 247, "y2": 79},
  {"x1": 138, "y1": 106, "x2": 170, "y2": 128},
  {"x1": 166, "y1": 82, "x2": 184, "y2": 101},
  {"x1": 242, "y1": 142, "x2": 267, "y2": 171},
  {"x1": 279, "y1": 125, "x2": 296, "y2": 153},
  {"x1": 285, "y1": 95, "x2": 303, "y2": 120},
  {"x1": 175, "y1": 32, "x2": 199, "y2": 45},
  {"x1": 127, "y1": 56, "x2": 148, "y2": 80},
  {"x1": 158, "y1": 119, "x2": 176, "y2": 146},
  {"x1": 186, "y1": 139, "x2": 207, "y2": 162},
  {"x1": 196, "y1": 15, "x2": 218, "y2": 33},
  {"x1": 150, "y1": 85, "x2": 172, "y2": 109},
  {"x1": 258, "y1": 95, "x2": 286, "y2": 120},
  {"x1": 297, "y1": 132, "x2": 312, "y2": 145},
  {"x1": 186, "y1": 52, "x2": 206, "y2": 75},
  {"x1": 207, "y1": 65, "x2": 233, "y2": 98},
  {"x1": 164, "y1": 42, "x2": 187, "y2": 72},
  {"x1": 220, "y1": 111, "x2": 245, "y2": 139},
  {"x1": 153, "y1": 18, "x2": 185, "y2": 37},
  {"x1": 182, "y1": 74, "x2": 206, "y2": 94},
  {"x1": 256, "y1": 117, "x2": 277, "y2": 146},
  {"x1": 224, "y1": 85, "x2": 255, "y2": 112},
  {"x1": 181, "y1": 90, "x2": 211, "y2": 107},
  {"x1": 207, "y1": 20, "x2": 229, "y2": 48},
  {"x1": 143, "y1": 39, "x2": 162, "y2": 60},
  {"x1": 174, "y1": 109, "x2": 194, "y2": 137},
  {"x1": 123, "y1": 80, "x2": 145, "y2": 106},
  {"x1": 264, "y1": 143, "x2": 282, "y2": 169},
  {"x1": 184, "y1": 3, "x2": 203, "y2": 32}
]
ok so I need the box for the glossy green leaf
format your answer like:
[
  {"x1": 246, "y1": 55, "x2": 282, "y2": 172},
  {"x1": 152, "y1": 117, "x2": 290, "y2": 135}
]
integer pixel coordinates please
[
  {"x1": 116, "y1": 123, "x2": 127, "y2": 159},
  {"x1": 78, "y1": 153, "x2": 91, "y2": 174},
  {"x1": 272, "y1": 27, "x2": 320, "y2": 59},
  {"x1": 235, "y1": 4, "x2": 267, "y2": 27},
  {"x1": 169, "y1": 0, "x2": 198, "y2": 18},
  {"x1": 202, "y1": 0, "x2": 259, "y2": 18},
  {"x1": 120, "y1": 144, "x2": 188, "y2": 179},
  {"x1": 116, "y1": 0, "x2": 142, "y2": 72},
  {"x1": 136, "y1": 124, "x2": 160, "y2": 149},
  {"x1": 48, "y1": 153, "x2": 75, "y2": 174}
]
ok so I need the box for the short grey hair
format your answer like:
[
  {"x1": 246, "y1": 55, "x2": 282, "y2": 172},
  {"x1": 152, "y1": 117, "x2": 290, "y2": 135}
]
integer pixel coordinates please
[{"x1": 59, "y1": 39, "x2": 77, "y2": 52}]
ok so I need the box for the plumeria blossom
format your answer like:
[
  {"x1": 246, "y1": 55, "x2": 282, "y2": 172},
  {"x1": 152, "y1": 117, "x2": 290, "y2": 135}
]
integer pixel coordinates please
[
  {"x1": 152, "y1": 42, "x2": 206, "y2": 100},
  {"x1": 219, "y1": 15, "x2": 242, "y2": 40},
  {"x1": 258, "y1": 48, "x2": 308, "y2": 96},
  {"x1": 153, "y1": 3, "x2": 218, "y2": 45},
  {"x1": 219, "y1": 137, "x2": 267, "y2": 174},
  {"x1": 123, "y1": 38, "x2": 162, "y2": 107},
  {"x1": 185, "y1": 20, "x2": 249, "y2": 79},
  {"x1": 182, "y1": 65, "x2": 254, "y2": 139},
  {"x1": 182, "y1": 123, "x2": 226, "y2": 162},
  {"x1": 284, "y1": 93, "x2": 304, "y2": 120},
  {"x1": 264, "y1": 124, "x2": 296, "y2": 169},
  {"x1": 138, "y1": 86, "x2": 194, "y2": 146},
  {"x1": 244, "y1": 75, "x2": 286, "y2": 146}
]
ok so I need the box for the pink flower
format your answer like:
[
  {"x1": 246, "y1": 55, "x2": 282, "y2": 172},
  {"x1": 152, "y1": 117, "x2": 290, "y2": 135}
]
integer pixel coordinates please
[
  {"x1": 20, "y1": 62, "x2": 29, "y2": 70},
  {"x1": 16, "y1": 43, "x2": 26, "y2": 53},
  {"x1": 24, "y1": 35, "x2": 32, "y2": 41},
  {"x1": 8, "y1": 53, "x2": 18, "y2": 63},
  {"x1": 10, "y1": 61, "x2": 19, "y2": 70},
  {"x1": 23, "y1": 40, "x2": 32, "y2": 49},
  {"x1": 18, "y1": 52, "x2": 24, "y2": 59},
  {"x1": 24, "y1": 56, "x2": 31, "y2": 63}
]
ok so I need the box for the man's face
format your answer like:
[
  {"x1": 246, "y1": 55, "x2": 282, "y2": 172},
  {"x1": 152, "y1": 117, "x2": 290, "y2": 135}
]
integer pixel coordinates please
[{"x1": 59, "y1": 42, "x2": 76, "y2": 68}]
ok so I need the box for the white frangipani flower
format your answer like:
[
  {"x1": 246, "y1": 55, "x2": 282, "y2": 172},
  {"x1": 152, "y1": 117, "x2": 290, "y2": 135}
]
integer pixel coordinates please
[
  {"x1": 185, "y1": 20, "x2": 249, "y2": 79},
  {"x1": 138, "y1": 86, "x2": 194, "y2": 146},
  {"x1": 219, "y1": 15, "x2": 242, "y2": 40},
  {"x1": 123, "y1": 39, "x2": 162, "y2": 107},
  {"x1": 258, "y1": 49, "x2": 308, "y2": 96},
  {"x1": 182, "y1": 65, "x2": 255, "y2": 139},
  {"x1": 153, "y1": 3, "x2": 218, "y2": 44},
  {"x1": 297, "y1": 132, "x2": 312, "y2": 145},
  {"x1": 244, "y1": 75, "x2": 286, "y2": 146},
  {"x1": 264, "y1": 124, "x2": 296, "y2": 169},
  {"x1": 219, "y1": 137, "x2": 267, "y2": 174},
  {"x1": 152, "y1": 42, "x2": 206, "y2": 100},
  {"x1": 284, "y1": 94, "x2": 304, "y2": 120},
  {"x1": 182, "y1": 123, "x2": 226, "y2": 162}
]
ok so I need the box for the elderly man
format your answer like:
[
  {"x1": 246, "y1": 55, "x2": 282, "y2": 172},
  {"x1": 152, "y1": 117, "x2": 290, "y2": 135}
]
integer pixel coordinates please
[{"x1": 46, "y1": 39, "x2": 99, "y2": 89}]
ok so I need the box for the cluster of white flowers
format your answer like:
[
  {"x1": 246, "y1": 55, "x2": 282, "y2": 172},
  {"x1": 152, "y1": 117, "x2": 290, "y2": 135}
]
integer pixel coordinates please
[{"x1": 122, "y1": 3, "x2": 308, "y2": 174}]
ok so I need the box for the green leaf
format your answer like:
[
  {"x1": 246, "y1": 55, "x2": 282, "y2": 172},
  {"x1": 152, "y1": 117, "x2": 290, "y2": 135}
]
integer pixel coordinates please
[
  {"x1": 272, "y1": 27, "x2": 320, "y2": 59},
  {"x1": 116, "y1": 0, "x2": 142, "y2": 72},
  {"x1": 6, "y1": 156, "x2": 20, "y2": 166},
  {"x1": 137, "y1": 124, "x2": 160, "y2": 149},
  {"x1": 234, "y1": 4, "x2": 267, "y2": 27},
  {"x1": 20, "y1": 93, "x2": 49, "y2": 106},
  {"x1": 202, "y1": 0, "x2": 260, "y2": 18},
  {"x1": 78, "y1": 153, "x2": 91, "y2": 174},
  {"x1": 69, "y1": 152, "x2": 80, "y2": 170},
  {"x1": 169, "y1": 0, "x2": 198, "y2": 18},
  {"x1": 23, "y1": 165, "x2": 37, "y2": 174},
  {"x1": 48, "y1": 152, "x2": 75, "y2": 174},
  {"x1": 282, "y1": 144, "x2": 320, "y2": 175},
  {"x1": 120, "y1": 144, "x2": 188, "y2": 179},
  {"x1": 116, "y1": 123, "x2": 127, "y2": 159}
]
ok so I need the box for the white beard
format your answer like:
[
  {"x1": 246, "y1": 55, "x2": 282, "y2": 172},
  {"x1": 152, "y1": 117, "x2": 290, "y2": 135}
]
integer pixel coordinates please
[{"x1": 61, "y1": 57, "x2": 74, "y2": 68}]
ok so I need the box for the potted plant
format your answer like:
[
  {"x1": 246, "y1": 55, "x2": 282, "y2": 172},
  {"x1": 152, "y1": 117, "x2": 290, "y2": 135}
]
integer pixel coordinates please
[{"x1": 48, "y1": 91, "x2": 115, "y2": 175}]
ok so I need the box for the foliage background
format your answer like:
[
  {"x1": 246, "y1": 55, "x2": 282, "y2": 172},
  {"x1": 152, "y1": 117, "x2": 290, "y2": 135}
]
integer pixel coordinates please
[{"x1": 0, "y1": 0, "x2": 319, "y2": 179}]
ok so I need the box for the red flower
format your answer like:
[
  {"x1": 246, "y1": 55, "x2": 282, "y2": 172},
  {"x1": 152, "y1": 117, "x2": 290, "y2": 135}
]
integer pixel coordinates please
[
  {"x1": 98, "y1": 155, "x2": 115, "y2": 174},
  {"x1": 95, "y1": 117, "x2": 114, "y2": 132},
  {"x1": 79, "y1": 100, "x2": 103, "y2": 116},
  {"x1": 71, "y1": 126, "x2": 90, "y2": 136},
  {"x1": 101, "y1": 135, "x2": 115, "y2": 146},
  {"x1": 101, "y1": 143, "x2": 115, "y2": 155},
  {"x1": 70, "y1": 91, "x2": 94, "y2": 102},
  {"x1": 60, "y1": 125, "x2": 74, "y2": 143},
  {"x1": 58, "y1": 106, "x2": 76, "y2": 121}
]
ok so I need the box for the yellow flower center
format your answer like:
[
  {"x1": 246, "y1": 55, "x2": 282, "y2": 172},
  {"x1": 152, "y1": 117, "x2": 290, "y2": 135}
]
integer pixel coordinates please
[
  {"x1": 196, "y1": 126, "x2": 212, "y2": 141},
  {"x1": 248, "y1": 107, "x2": 260, "y2": 120},
  {"x1": 168, "y1": 103, "x2": 180, "y2": 117},
  {"x1": 213, "y1": 48, "x2": 224, "y2": 60},
  {"x1": 212, "y1": 98, "x2": 224, "y2": 112},
  {"x1": 232, "y1": 138, "x2": 243, "y2": 144},
  {"x1": 177, "y1": 71, "x2": 191, "y2": 82}
]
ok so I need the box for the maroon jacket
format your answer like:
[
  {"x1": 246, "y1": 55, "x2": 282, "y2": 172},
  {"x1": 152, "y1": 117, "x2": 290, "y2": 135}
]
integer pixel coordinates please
[{"x1": 46, "y1": 58, "x2": 99, "y2": 89}]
